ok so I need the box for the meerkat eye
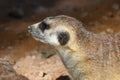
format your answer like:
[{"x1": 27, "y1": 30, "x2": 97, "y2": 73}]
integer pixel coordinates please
[
  {"x1": 58, "y1": 32, "x2": 70, "y2": 45},
  {"x1": 39, "y1": 22, "x2": 50, "y2": 32}
]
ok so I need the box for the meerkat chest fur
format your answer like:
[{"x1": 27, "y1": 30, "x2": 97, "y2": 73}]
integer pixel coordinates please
[{"x1": 56, "y1": 40, "x2": 90, "y2": 80}]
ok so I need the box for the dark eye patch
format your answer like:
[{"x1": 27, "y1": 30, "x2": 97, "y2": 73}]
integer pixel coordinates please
[
  {"x1": 39, "y1": 22, "x2": 50, "y2": 32},
  {"x1": 58, "y1": 32, "x2": 70, "y2": 45}
]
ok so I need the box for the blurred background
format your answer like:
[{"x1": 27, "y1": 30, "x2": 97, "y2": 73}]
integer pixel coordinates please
[{"x1": 0, "y1": 0, "x2": 120, "y2": 80}]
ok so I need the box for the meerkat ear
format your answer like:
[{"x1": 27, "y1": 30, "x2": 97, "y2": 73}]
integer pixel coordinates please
[{"x1": 58, "y1": 32, "x2": 70, "y2": 45}]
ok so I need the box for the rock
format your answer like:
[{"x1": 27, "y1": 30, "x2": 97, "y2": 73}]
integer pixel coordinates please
[
  {"x1": 34, "y1": 6, "x2": 47, "y2": 14},
  {"x1": 89, "y1": 21, "x2": 100, "y2": 26},
  {"x1": 116, "y1": 10, "x2": 120, "y2": 16},
  {"x1": 31, "y1": 50, "x2": 39, "y2": 54},
  {"x1": 41, "y1": 50, "x2": 56, "y2": 58},
  {"x1": 106, "y1": 28, "x2": 114, "y2": 33},
  {"x1": 100, "y1": 31, "x2": 106, "y2": 34},
  {"x1": 81, "y1": 12, "x2": 88, "y2": 17},
  {"x1": 60, "y1": 6, "x2": 77, "y2": 12},
  {"x1": 7, "y1": 46, "x2": 13, "y2": 50},
  {"x1": 112, "y1": 3, "x2": 119, "y2": 10},
  {"x1": 102, "y1": 15, "x2": 108, "y2": 20},
  {"x1": 42, "y1": 72, "x2": 47, "y2": 77},
  {"x1": 56, "y1": 75, "x2": 71, "y2": 80},
  {"x1": 0, "y1": 59, "x2": 29, "y2": 80},
  {"x1": 31, "y1": 55, "x2": 36, "y2": 60},
  {"x1": 8, "y1": 7, "x2": 24, "y2": 19},
  {"x1": 0, "y1": 46, "x2": 5, "y2": 49},
  {"x1": 107, "y1": 12, "x2": 114, "y2": 18}
]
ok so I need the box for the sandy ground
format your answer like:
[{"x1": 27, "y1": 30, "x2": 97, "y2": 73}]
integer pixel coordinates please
[
  {"x1": 14, "y1": 51, "x2": 69, "y2": 80},
  {"x1": 0, "y1": 0, "x2": 120, "y2": 80}
]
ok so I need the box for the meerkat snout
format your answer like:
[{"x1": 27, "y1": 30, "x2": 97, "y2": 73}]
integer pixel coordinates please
[{"x1": 28, "y1": 25, "x2": 33, "y2": 33}]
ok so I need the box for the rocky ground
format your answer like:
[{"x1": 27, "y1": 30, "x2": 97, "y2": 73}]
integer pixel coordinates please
[
  {"x1": 0, "y1": 59, "x2": 28, "y2": 80},
  {"x1": 0, "y1": 0, "x2": 120, "y2": 80}
]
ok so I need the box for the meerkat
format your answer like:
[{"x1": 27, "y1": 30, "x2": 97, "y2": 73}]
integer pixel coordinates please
[{"x1": 28, "y1": 15, "x2": 120, "y2": 80}]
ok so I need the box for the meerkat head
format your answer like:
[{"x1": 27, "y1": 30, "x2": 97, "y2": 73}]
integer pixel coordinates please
[{"x1": 28, "y1": 15, "x2": 83, "y2": 48}]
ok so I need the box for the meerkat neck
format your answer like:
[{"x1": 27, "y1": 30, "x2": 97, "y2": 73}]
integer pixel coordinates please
[
  {"x1": 56, "y1": 26, "x2": 94, "y2": 64},
  {"x1": 77, "y1": 26, "x2": 93, "y2": 49},
  {"x1": 55, "y1": 27, "x2": 91, "y2": 66}
]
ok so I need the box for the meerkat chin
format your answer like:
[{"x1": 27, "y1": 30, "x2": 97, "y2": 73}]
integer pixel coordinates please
[{"x1": 28, "y1": 15, "x2": 120, "y2": 80}]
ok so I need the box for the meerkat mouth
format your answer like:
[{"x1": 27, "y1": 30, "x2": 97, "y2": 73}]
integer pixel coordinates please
[
  {"x1": 31, "y1": 32, "x2": 45, "y2": 41},
  {"x1": 28, "y1": 25, "x2": 45, "y2": 40}
]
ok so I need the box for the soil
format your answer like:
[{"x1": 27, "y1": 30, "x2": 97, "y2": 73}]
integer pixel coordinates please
[{"x1": 0, "y1": 0, "x2": 120, "y2": 80}]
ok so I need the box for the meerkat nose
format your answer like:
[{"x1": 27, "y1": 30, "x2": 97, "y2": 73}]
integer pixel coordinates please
[{"x1": 28, "y1": 25, "x2": 33, "y2": 32}]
